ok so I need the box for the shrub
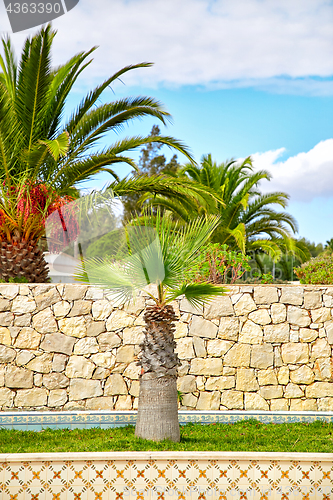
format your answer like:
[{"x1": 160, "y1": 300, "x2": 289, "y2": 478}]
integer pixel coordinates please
[{"x1": 294, "y1": 255, "x2": 333, "y2": 284}]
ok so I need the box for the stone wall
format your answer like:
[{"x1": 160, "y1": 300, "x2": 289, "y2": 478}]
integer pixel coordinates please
[{"x1": 0, "y1": 283, "x2": 333, "y2": 412}]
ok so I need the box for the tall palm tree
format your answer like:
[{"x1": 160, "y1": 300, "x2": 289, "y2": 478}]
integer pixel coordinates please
[
  {"x1": 74, "y1": 208, "x2": 226, "y2": 442},
  {"x1": 0, "y1": 25, "x2": 194, "y2": 282}
]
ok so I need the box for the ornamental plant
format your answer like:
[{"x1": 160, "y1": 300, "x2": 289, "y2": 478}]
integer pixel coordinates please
[{"x1": 294, "y1": 255, "x2": 333, "y2": 284}]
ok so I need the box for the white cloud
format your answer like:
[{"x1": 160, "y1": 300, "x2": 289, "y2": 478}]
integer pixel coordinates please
[
  {"x1": 252, "y1": 139, "x2": 333, "y2": 201},
  {"x1": 0, "y1": 0, "x2": 332, "y2": 93}
]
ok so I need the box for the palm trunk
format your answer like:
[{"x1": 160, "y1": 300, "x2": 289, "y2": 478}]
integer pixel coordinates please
[
  {"x1": 135, "y1": 304, "x2": 180, "y2": 442},
  {"x1": 0, "y1": 238, "x2": 50, "y2": 283}
]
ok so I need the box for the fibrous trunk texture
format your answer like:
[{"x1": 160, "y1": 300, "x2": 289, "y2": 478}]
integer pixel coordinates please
[
  {"x1": 0, "y1": 240, "x2": 49, "y2": 283},
  {"x1": 135, "y1": 304, "x2": 180, "y2": 442}
]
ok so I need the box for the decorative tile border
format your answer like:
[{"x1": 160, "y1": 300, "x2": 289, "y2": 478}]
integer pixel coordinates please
[
  {"x1": 1, "y1": 410, "x2": 333, "y2": 431},
  {"x1": 0, "y1": 451, "x2": 333, "y2": 499}
]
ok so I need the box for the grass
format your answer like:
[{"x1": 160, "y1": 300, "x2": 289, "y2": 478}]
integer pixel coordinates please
[{"x1": 1, "y1": 420, "x2": 333, "y2": 454}]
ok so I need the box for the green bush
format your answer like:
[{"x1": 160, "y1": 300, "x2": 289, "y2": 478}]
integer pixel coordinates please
[
  {"x1": 294, "y1": 255, "x2": 333, "y2": 284},
  {"x1": 0, "y1": 276, "x2": 29, "y2": 283}
]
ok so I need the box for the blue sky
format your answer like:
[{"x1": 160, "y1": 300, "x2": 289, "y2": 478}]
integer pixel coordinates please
[{"x1": 1, "y1": 0, "x2": 333, "y2": 244}]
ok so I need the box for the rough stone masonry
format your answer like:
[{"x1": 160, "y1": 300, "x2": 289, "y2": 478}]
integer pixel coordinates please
[{"x1": 0, "y1": 283, "x2": 333, "y2": 412}]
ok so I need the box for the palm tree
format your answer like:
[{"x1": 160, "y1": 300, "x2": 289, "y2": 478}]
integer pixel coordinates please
[
  {"x1": 0, "y1": 24, "x2": 194, "y2": 282},
  {"x1": 74, "y1": 208, "x2": 226, "y2": 442}
]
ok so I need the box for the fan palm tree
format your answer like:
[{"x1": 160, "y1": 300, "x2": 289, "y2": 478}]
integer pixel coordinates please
[
  {"x1": 0, "y1": 24, "x2": 194, "y2": 282},
  {"x1": 74, "y1": 209, "x2": 226, "y2": 442}
]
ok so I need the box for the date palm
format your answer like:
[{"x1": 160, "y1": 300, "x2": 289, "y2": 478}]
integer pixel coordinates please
[
  {"x1": 0, "y1": 25, "x2": 193, "y2": 282},
  {"x1": 74, "y1": 208, "x2": 226, "y2": 442}
]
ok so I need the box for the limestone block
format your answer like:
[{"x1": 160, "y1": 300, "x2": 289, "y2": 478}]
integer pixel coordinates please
[
  {"x1": 311, "y1": 338, "x2": 331, "y2": 360},
  {"x1": 323, "y1": 294, "x2": 333, "y2": 307},
  {"x1": 196, "y1": 376, "x2": 205, "y2": 391},
  {"x1": 115, "y1": 395, "x2": 132, "y2": 410},
  {"x1": 0, "y1": 312, "x2": 13, "y2": 326},
  {"x1": 129, "y1": 381, "x2": 140, "y2": 397},
  {"x1": 245, "y1": 392, "x2": 269, "y2": 410},
  {"x1": 67, "y1": 300, "x2": 91, "y2": 317},
  {"x1": 48, "y1": 389, "x2": 68, "y2": 407},
  {"x1": 257, "y1": 368, "x2": 278, "y2": 386},
  {"x1": 281, "y1": 343, "x2": 309, "y2": 364},
  {"x1": 264, "y1": 323, "x2": 289, "y2": 343},
  {"x1": 5, "y1": 366, "x2": 33, "y2": 388},
  {"x1": 253, "y1": 286, "x2": 278, "y2": 305},
  {"x1": 224, "y1": 344, "x2": 251, "y2": 367},
  {"x1": 193, "y1": 337, "x2": 206, "y2": 357},
  {"x1": 190, "y1": 316, "x2": 217, "y2": 339},
  {"x1": 280, "y1": 286, "x2": 303, "y2": 305},
  {"x1": 107, "y1": 311, "x2": 135, "y2": 331},
  {"x1": 311, "y1": 307, "x2": 331, "y2": 324},
  {"x1": 306, "y1": 382, "x2": 333, "y2": 398},
  {"x1": 218, "y1": 317, "x2": 239, "y2": 341},
  {"x1": 40, "y1": 333, "x2": 75, "y2": 355},
  {"x1": 15, "y1": 388, "x2": 47, "y2": 407},
  {"x1": 236, "y1": 368, "x2": 259, "y2": 392},
  {"x1": 325, "y1": 320, "x2": 333, "y2": 344},
  {"x1": 204, "y1": 296, "x2": 233, "y2": 319},
  {"x1": 234, "y1": 294, "x2": 256, "y2": 316},
  {"x1": 73, "y1": 337, "x2": 99, "y2": 355},
  {"x1": 238, "y1": 320, "x2": 263, "y2": 344},
  {"x1": 206, "y1": 339, "x2": 233, "y2": 357},
  {"x1": 104, "y1": 374, "x2": 128, "y2": 396},
  {"x1": 116, "y1": 345, "x2": 135, "y2": 364},
  {"x1": 270, "y1": 398, "x2": 289, "y2": 411},
  {"x1": 14, "y1": 328, "x2": 41, "y2": 349},
  {"x1": 250, "y1": 344, "x2": 273, "y2": 369},
  {"x1": 43, "y1": 373, "x2": 69, "y2": 390},
  {"x1": 284, "y1": 383, "x2": 304, "y2": 398},
  {"x1": 123, "y1": 327, "x2": 145, "y2": 345},
  {"x1": 0, "y1": 284, "x2": 18, "y2": 299},
  {"x1": 174, "y1": 322, "x2": 188, "y2": 339},
  {"x1": 97, "y1": 332, "x2": 121, "y2": 351},
  {"x1": 91, "y1": 300, "x2": 113, "y2": 320},
  {"x1": 16, "y1": 351, "x2": 34, "y2": 366},
  {"x1": 278, "y1": 366, "x2": 289, "y2": 385},
  {"x1": 299, "y1": 328, "x2": 318, "y2": 343},
  {"x1": 313, "y1": 358, "x2": 333, "y2": 381},
  {"x1": 290, "y1": 331, "x2": 299, "y2": 342},
  {"x1": 261, "y1": 375, "x2": 281, "y2": 397},
  {"x1": 0, "y1": 299, "x2": 11, "y2": 312},
  {"x1": 304, "y1": 291, "x2": 322, "y2": 309},
  {"x1": 290, "y1": 399, "x2": 317, "y2": 411},
  {"x1": 189, "y1": 358, "x2": 223, "y2": 376},
  {"x1": 182, "y1": 393, "x2": 198, "y2": 408},
  {"x1": 220, "y1": 390, "x2": 243, "y2": 409},
  {"x1": 223, "y1": 366, "x2": 236, "y2": 376},
  {"x1": 175, "y1": 337, "x2": 195, "y2": 359},
  {"x1": 53, "y1": 301, "x2": 71, "y2": 318},
  {"x1": 178, "y1": 298, "x2": 203, "y2": 315},
  {"x1": 86, "y1": 318, "x2": 105, "y2": 337},
  {"x1": 69, "y1": 379, "x2": 102, "y2": 400},
  {"x1": 63, "y1": 284, "x2": 87, "y2": 301},
  {"x1": 178, "y1": 361, "x2": 190, "y2": 376},
  {"x1": 92, "y1": 367, "x2": 111, "y2": 380},
  {"x1": 11, "y1": 295, "x2": 36, "y2": 314},
  {"x1": 86, "y1": 397, "x2": 114, "y2": 410},
  {"x1": 0, "y1": 327, "x2": 11, "y2": 346},
  {"x1": 205, "y1": 376, "x2": 235, "y2": 391},
  {"x1": 35, "y1": 288, "x2": 60, "y2": 311},
  {"x1": 0, "y1": 366, "x2": 4, "y2": 386},
  {"x1": 287, "y1": 306, "x2": 311, "y2": 328},
  {"x1": 26, "y1": 353, "x2": 53, "y2": 373},
  {"x1": 270, "y1": 303, "x2": 287, "y2": 324},
  {"x1": 58, "y1": 317, "x2": 86, "y2": 338},
  {"x1": 63, "y1": 401, "x2": 85, "y2": 411},
  {"x1": 122, "y1": 362, "x2": 140, "y2": 380},
  {"x1": 122, "y1": 296, "x2": 145, "y2": 316},
  {"x1": 274, "y1": 346, "x2": 283, "y2": 367},
  {"x1": 196, "y1": 391, "x2": 220, "y2": 410},
  {"x1": 177, "y1": 375, "x2": 197, "y2": 393},
  {"x1": 0, "y1": 345, "x2": 16, "y2": 363},
  {"x1": 34, "y1": 373, "x2": 42, "y2": 387},
  {"x1": 317, "y1": 398, "x2": 333, "y2": 411},
  {"x1": 289, "y1": 365, "x2": 315, "y2": 385},
  {"x1": 85, "y1": 287, "x2": 104, "y2": 300},
  {"x1": 90, "y1": 352, "x2": 116, "y2": 370},
  {"x1": 65, "y1": 356, "x2": 95, "y2": 379},
  {"x1": 0, "y1": 387, "x2": 14, "y2": 406},
  {"x1": 14, "y1": 314, "x2": 31, "y2": 327},
  {"x1": 248, "y1": 309, "x2": 271, "y2": 325}
]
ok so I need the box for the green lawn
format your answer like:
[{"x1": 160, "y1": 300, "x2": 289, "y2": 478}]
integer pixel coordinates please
[{"x1": 1, "y1": 420, "x2": 333, "y2": 453}]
